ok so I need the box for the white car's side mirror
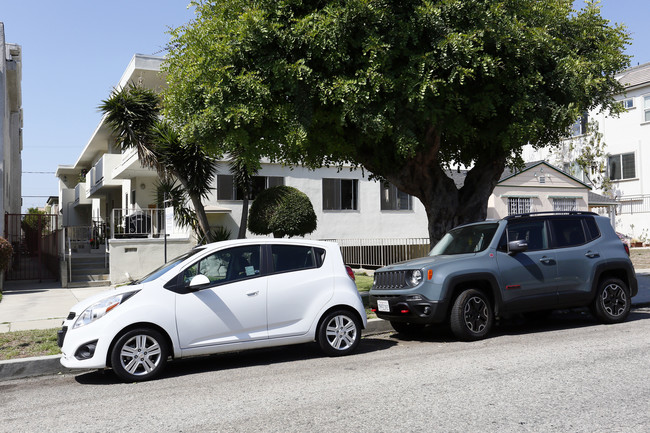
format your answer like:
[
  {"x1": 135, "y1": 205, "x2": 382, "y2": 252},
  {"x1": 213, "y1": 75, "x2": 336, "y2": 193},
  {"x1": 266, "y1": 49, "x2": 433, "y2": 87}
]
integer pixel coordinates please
[{"x1": 189, "y1": 274, "x2": 210, "y2": 288}]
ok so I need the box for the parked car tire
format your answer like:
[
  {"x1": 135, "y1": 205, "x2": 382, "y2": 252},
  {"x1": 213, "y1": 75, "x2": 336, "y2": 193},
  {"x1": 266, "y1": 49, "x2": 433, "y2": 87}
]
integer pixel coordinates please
[
  {"x1": 318, "y1": 310, "x2": 361, "y2": 356},
  {"x1": 592, "y1": 278, "x2": 631, "y2": 324},
  {"x1": 390, "y1": 321, "x2": 426, "y2": 335},
  {"x1": 450, "y1": 289, "x2": 493, "y2": 341},
  {"x1": 110, "y1": 328, "x2": 169, "y2": 382}
]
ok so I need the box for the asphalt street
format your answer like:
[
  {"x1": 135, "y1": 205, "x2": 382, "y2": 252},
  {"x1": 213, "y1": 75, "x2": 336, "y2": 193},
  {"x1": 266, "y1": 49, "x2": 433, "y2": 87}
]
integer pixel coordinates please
[{"x1": 1, "y1": 307, "x2": 649, "y2": 433}]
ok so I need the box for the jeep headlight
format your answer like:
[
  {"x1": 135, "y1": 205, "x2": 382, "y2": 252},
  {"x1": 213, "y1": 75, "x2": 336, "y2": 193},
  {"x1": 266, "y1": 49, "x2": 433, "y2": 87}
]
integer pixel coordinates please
[
  {"x1": 73, "y1": 291, "x2": 138, "y2": 329},
  {"x1": 406, "y1": 269, "x2": 423, "y2": 287}
]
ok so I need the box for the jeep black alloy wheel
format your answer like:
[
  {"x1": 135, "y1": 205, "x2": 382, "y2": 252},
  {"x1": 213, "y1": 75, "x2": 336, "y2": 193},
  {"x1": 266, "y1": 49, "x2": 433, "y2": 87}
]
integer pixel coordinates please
[
  {"x1": 593, "y1": 278, "x2": 631, "y2": 324},
  {"x1": 110, "y1": 328, "x2": 169, "y2": 382},
  {"x1": 318, "y1": 310, "x2": 361, "y2": 356},
  {"x1": 450, "y1": 289, "x2": 494, "y2": 341}
]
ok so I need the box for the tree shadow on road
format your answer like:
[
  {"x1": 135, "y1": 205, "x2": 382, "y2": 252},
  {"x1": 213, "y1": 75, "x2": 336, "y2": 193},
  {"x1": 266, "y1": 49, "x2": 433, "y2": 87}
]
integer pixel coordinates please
[{"x1": 387, "y1": 306, "x2": 650, "y2": 343}]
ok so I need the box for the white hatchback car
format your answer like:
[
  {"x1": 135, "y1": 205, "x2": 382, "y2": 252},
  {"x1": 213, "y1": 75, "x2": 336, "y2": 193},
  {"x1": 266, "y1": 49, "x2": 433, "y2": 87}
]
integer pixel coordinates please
[{"x1": 58, "y1": 239, "x2": 367, "y2": 382}]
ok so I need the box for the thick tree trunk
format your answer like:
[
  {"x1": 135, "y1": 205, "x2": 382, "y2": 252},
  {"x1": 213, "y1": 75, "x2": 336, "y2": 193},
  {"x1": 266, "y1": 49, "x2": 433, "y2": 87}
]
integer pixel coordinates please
[{"x1": 365, "y1": 128, "x2": 506, "y2": 247}]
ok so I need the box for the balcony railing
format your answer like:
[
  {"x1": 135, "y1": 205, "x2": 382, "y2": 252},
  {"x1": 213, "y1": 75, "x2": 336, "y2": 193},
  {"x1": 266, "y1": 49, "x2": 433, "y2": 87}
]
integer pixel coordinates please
[
  {"x1": 323, "y1": 238, "x2": 431, "y2": 268},
  {"x1": 110, "y1": 208, "x2": 168, "y2": 239}
]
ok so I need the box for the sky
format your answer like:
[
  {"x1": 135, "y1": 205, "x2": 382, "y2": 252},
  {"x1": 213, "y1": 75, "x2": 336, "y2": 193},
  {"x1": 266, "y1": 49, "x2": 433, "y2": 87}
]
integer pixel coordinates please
[{"x1": 2, "y1": 0, "x2": 650, "y2": 212}]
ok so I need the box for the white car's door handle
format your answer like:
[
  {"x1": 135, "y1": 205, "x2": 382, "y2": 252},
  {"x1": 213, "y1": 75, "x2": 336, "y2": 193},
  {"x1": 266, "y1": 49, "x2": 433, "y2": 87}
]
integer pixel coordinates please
[{"x1": 247, "y1": 291, "x2": 259, "y2": 297}]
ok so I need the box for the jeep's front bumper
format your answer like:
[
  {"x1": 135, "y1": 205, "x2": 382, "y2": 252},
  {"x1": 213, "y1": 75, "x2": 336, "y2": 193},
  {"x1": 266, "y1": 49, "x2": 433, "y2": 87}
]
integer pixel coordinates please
[{"x1": 369, "y1": 293, "x2": 448, "y2": 324}]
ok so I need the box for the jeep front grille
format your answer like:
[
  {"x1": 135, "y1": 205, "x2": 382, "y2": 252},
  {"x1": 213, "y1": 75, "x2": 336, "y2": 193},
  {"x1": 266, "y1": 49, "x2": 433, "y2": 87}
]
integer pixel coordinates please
[{"x1": 373, "y1": 271, "x2": 408, "y2": 289}]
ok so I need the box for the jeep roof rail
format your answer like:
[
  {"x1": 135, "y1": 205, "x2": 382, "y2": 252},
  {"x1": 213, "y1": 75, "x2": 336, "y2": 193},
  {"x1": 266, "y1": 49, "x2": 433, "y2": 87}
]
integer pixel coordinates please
[{"x1": 504, "y1": 211, "x2": 598, "y2": 220}]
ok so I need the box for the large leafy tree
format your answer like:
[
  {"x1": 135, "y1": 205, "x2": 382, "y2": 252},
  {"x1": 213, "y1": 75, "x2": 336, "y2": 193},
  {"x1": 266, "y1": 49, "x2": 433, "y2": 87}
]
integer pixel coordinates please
[
  {"x1": 163, "y1": 0, "x2": 629, "y2": 244},
  {"x1": 100, "y1": 84, "x2": 217, "y2": 242}
]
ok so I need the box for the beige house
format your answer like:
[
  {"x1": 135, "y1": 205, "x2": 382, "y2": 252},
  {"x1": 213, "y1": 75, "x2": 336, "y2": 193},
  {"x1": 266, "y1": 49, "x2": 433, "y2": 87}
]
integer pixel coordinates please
[{"x1": 486, "y1": 161, "x2": 616, "y2": 226}]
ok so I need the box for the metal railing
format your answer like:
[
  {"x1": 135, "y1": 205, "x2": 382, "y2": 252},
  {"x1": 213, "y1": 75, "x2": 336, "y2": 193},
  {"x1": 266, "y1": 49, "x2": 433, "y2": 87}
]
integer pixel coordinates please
[
  {"x1": 323, "y1": 238, "x2": 431, "y2": 268},
  {"x1": 618, "y1": 195, "x2": 650, "y2": 214},
  {"x1": 110, "y1": 208, "x2": 166, "y2": 239}
]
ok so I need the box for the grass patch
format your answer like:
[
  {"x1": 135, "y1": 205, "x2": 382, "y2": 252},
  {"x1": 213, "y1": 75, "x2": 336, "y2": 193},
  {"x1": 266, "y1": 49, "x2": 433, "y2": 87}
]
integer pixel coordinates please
[
  {"x1": 354, "y1": 273, "x2": 373, "y2": 292},
  {"x1": 355, "y1": 272, "x2": 376, "y2": 319},
  {"x1": 0, "y1": 328, "x2": 60, "y2": 361}
]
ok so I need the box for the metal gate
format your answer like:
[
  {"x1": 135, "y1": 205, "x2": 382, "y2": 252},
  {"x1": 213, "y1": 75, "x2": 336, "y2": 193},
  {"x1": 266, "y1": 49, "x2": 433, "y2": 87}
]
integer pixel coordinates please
[{"x1": 4, "y1": 213, "x2": 60, "y2": 281}]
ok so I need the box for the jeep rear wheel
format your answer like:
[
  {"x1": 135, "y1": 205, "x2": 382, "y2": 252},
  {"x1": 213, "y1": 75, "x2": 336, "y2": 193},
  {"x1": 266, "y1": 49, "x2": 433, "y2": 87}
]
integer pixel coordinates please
[
  {"x1": 450, "y1": 289, "x2": 493, "y2": 341},
  {"x1": 592, "y1": 278, "x2": 631, "y2": 324}
]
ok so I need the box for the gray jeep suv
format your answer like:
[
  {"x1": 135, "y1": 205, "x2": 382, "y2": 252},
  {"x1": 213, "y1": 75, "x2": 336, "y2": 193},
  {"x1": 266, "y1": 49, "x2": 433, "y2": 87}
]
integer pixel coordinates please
[{"x1": 369, "y1": 212, "x2": 637, "y2": 341}]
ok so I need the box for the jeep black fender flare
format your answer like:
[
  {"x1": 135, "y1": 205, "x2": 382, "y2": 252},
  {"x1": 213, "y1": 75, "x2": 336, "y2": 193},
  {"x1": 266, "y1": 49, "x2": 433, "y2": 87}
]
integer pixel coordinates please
[
  {"x1": 442, "y1": 272, "x2": 505, "y2": 317},
  {"x1": 591, "y1": 260, "x2": 638, "y2": 299}
]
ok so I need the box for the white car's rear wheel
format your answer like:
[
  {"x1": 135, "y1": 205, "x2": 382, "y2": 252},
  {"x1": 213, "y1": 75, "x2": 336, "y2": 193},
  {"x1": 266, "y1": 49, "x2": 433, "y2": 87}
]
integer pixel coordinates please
[{"x1": 318, "y1": 310, "x2": 361, "y2": 356}]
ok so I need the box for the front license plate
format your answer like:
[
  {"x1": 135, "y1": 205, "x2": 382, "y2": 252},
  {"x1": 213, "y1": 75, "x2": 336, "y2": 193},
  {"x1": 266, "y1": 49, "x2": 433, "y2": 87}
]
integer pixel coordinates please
[{"x1": 377, "y1": 300, "x2": 390, "y2": 312}]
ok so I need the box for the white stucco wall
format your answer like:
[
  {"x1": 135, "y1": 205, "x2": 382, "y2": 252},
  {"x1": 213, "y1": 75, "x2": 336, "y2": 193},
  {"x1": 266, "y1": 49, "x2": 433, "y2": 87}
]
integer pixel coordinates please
[
  {"x1": 1, "y1": 23, "x2": 22, "y2": 235},
  {"x1": 208, "y1": 162, "x2": 430, "y2": 241},
  {"x1": 109, "y1": 237, "x2": 195, "y2": 284}
]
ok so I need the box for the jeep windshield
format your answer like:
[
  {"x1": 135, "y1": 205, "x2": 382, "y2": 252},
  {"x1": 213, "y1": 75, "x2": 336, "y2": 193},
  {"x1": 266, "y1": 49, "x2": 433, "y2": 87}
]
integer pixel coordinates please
[{"x1": 429, "y1": 223, "x2": 499, "y2": 256}]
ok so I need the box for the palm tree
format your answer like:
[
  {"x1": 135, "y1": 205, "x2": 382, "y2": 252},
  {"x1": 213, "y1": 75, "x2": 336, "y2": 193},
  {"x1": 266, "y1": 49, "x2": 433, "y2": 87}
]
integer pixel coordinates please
[
  {"x1": 228, "y1": 147, "x2": 260, "y2": 239},
  {"x1": 99, "y1": 83, "x2": 217, "y2": 242}
]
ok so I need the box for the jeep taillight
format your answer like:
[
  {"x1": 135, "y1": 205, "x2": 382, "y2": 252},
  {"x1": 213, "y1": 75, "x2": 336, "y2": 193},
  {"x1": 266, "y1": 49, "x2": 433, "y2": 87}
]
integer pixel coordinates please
[{"x1": 623, "y1": 242, "x2": 630, "y2": 256}]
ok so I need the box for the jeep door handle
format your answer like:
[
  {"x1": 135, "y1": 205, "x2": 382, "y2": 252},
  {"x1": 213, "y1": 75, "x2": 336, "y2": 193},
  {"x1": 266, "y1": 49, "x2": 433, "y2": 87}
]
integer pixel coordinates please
[
  {"x1": 247, "y1": 291, "x2": 259, "y2": 297},
  {"x1": 585, "y1": 251, "x2": 600, "y2": 258},
  {"x1": 539, "y1": 256, "x2": 553, "y2": 264}
]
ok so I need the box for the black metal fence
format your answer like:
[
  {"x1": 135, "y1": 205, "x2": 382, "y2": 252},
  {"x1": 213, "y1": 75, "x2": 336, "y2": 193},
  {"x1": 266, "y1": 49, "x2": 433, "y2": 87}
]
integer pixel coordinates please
[{"x1": 4, "y1": 213, "x2": 60, "y2": 281}]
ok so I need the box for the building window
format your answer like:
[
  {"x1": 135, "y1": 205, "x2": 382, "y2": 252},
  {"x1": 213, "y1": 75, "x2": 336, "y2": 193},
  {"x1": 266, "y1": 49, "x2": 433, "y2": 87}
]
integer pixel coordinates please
[
  {"x1": 217, "y1": 175, "x2": 284, "y2": 200},
  {"x1": 380, "y1": 183, "x2": 412, "y2": 211},
  {"x1": 553, "y1": 198, "x2": 577, "y2": 212},
  {"x1": 508, "y1": 197, "x2": 531, "y2": 215},
  {"x1": 323, "y1": 178, "x2": 358, "y2": 210},
  {"x1": 621, "y1": 98, "x2": 634, "y2": 110},
  {"x1": 608, "y1": 153, "x2": 636, "y2": 180},
  {"x1": 570, "y1": 113, "x2": 589, "y2": 136},
  {"x1": 644, "y1": 96, "x2": 650, "y2": 122}
]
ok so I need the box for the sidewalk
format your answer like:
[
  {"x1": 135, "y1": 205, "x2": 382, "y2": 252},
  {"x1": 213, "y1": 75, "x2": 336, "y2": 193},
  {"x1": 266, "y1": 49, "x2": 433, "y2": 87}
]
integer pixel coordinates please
[
  {"x1": 0, "y1": 280, "x2": 111, "y2": 333},
  {"x1": 1, "y1": 273, "x2": 650, "y2": 382}
]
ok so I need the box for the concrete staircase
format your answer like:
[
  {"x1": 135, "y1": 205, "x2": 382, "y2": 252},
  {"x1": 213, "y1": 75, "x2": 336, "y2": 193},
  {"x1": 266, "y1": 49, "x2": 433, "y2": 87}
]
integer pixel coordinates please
[{"x1": 68, "y1": 251, "x2": 111, "y2": 288}]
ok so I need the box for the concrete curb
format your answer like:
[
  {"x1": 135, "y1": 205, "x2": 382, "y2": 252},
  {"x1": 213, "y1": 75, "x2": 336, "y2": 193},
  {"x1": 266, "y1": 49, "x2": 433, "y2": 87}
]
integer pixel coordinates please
[
  {"x1": 0, "y1": 355, "x2": 77, "y2": 381},
  {"x1": 0, "y1": 319, "x2": 394, "y2": 382}
]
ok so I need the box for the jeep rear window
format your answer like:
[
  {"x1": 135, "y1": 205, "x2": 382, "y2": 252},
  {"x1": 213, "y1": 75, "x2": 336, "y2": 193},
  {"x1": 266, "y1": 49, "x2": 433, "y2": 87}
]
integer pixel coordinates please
[{"x1": 429, "y1": 223, "x2": 498, "y2": 256}]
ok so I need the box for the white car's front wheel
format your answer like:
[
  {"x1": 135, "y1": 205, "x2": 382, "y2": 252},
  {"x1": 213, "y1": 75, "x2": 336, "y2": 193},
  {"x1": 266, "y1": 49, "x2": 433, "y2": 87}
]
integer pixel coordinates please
[{"x1": 110, "y1": 328, "x2": 169, "y2": 382}]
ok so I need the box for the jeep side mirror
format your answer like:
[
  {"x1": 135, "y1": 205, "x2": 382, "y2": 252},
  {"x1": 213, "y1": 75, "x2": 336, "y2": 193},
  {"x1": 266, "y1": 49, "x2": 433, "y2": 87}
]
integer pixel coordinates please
[{"x1": 508, "y1": 240, "x2": 528, "y2": 255}]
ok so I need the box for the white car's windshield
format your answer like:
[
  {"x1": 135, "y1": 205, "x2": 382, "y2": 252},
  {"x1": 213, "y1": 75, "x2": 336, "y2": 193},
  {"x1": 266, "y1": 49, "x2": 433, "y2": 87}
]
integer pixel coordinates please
[
  {"x1": 429, "y1": 223, "x2": 498, "y2": 256},
  {"x1": 134, "y1": 249, "x2": 204, "y2": 284}
]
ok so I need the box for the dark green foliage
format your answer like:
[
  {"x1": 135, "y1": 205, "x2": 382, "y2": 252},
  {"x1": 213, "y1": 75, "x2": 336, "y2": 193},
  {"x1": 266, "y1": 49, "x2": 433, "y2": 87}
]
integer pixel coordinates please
[
  {"x1": 0, "y1": 237, "x2": 13, "y2": 273},
  {"x1": 248, "y1": 186, "x2": 317, "y2": 238},
  {"x1": 100, "y1": 84, "x2": 217, "y2": 242},
  {"x1": 164, "y1": 0, "x2": 629, "y2": 243},
  {"x1": 98, "y1": 83, "x2": 161, "y2": 169}
]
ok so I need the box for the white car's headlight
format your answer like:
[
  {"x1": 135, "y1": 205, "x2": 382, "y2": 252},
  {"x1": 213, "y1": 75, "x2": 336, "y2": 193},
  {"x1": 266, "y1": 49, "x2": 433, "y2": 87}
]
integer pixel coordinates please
[
  {"x1": 406, "y1": 269, "x2": 423, "y2": 287},
  {"x1": 73, "y1": 291, "x2": 138, "y2": 329}
]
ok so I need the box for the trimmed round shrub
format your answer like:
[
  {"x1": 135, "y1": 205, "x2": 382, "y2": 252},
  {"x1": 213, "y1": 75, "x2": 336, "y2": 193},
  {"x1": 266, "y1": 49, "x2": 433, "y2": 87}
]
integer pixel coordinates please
[
  {"x1": 248, "y1": 186, "x2": 317, "y2": 238},
  {"x1": 0, "y1": 237, "x2": 13, "y2": 272}
]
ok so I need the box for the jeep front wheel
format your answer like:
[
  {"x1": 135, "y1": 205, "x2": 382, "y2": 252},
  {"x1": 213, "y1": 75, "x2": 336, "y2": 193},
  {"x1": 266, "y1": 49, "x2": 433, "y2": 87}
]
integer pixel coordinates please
[
  {"x1": 592, "y1": 278, "x2": 631, "y2": 324},
  {"x1": 450, "y1": 289, "x2": 493, "y2": 341}
]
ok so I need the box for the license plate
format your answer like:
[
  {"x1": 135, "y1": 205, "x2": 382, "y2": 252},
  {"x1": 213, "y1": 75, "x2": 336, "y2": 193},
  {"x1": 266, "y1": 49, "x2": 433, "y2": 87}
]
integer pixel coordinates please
[{"x1": 377, "y1": 300, "x2": 390, "y2": 312}]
